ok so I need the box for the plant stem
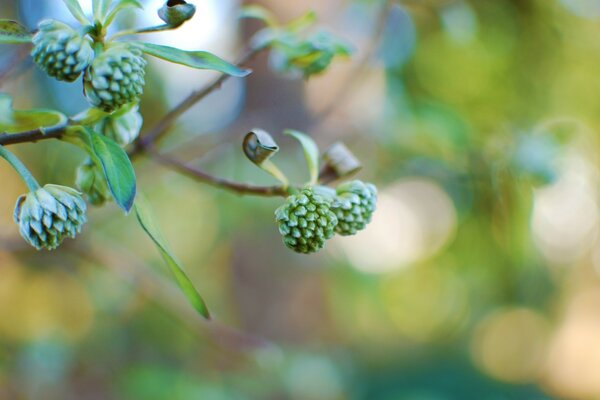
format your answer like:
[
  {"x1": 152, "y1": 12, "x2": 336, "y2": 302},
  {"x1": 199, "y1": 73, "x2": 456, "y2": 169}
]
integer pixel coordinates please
[
  {"x1": 0, "y1": 145, "x2": 41, "y2": 191},
  {"x1": 147, "y1": 145, "x2": 290, "y2": 197}
]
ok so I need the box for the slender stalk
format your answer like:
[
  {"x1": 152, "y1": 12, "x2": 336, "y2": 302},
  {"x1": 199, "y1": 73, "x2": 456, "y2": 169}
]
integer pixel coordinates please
[
  {"x1": 0, "y1": 145, "x2": 40, "y2": 190},
  {"x1": 147, "y1": 145, "x2": 290, "y2": 197},
  {"x1": 109, "y1": 24, "x2": 174, "y2": 40}
]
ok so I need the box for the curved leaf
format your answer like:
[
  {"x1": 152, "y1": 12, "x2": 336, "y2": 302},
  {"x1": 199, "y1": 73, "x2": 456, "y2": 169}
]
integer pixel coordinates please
[
  {"x1": 240, "y1": 5, "x2": 278, "y2": 27},
  {"x1": 0, "y1": 93, "x2": 66, "y2": 133},
  {"x1": 89, "y1": 130, "x2": 136, "y2": 212},
  {"x1": 0, "y1": 20, "x2": 32, "y2": 44},
  {"x1": 62, "y1": 0, "x2": 90, "y2": 24},
  {"x1": 132, "y1": 42, "x2": 251, "y2": 77},
  {"x1": 285, "y1": 129, "x2": 320, "y2": 185},
  {"x1": 135, "y1": 195, "x2": 210, "y2": 319}
]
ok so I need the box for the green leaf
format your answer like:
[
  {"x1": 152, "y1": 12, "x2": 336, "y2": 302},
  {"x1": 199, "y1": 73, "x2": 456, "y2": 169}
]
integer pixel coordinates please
[
  {"x1": 62, "y1": 0, "x2": 90, "y2": 25},
  {"x1": 285, "y1": 129, "x2": 320, "y2": 185},
  {"x1": 88, "y1": 129, "x2": 136, "y2": 212},
  {"x1": 286, "y1": 11, "x2": 317, "y2": 33},
  {"x1": 134, "y1": 195, "x2": 211, "y2": 319},
  {"x1": 240, "y1": 5, "x2": 278, "y2": 27},
  {"x1": 0, "y1": 20, "x2": 32, "y2": 44},
  {"x1": 70, "y1": 107, "x2": 110, "y2": 126},
  {"x1": 132, "y1": 42, "x2": 251, "y2": 77},
  {"x1": 93, "y1": 0, "x2": 112, "y2": 21},
  {"x1": 0, "y1": 93, "x2": 67, "y2": 133},
  {"x1": 104, "y1": 0, "x2": 143, "y2": 27}
]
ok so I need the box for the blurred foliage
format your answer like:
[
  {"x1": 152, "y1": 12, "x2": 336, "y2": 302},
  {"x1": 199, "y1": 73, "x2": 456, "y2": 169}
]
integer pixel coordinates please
[{"x1": 2, "y1": 0, "x2": 600, "y2": 399}]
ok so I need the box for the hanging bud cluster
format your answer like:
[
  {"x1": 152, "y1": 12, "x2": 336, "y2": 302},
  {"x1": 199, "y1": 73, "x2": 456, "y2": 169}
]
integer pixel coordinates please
[
  {"x1": 14, "y1": 185, "x2": 87, "y2": 250},
  {"x1": 31, "y1": 20, "x2": 94, "y2": 82},
  {"x1": 275, "y1": 181, "x2": 377, "y2": 254}
]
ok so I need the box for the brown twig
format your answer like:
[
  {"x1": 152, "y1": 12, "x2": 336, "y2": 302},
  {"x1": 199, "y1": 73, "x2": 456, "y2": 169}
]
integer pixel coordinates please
[
  {"x1": 0, "y1": 124, "x2": 68, "y2": 146},
  {"x1": 147, "y1": 144, "x2": 290, "y2": 197}
]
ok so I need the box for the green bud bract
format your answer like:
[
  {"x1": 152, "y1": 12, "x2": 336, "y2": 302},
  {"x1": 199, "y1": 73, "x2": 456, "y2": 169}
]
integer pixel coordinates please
[
  {"x1": 84, "y1": 44, "x2": 147, "y2": 112},
  {"x1": 158, "y1": 0, "x2": 196, "y2": 27},
  {"x1": 31, "y1": 19, "x2": 94, "y2": 82},
  {"x1": 275, "y1": 188, "x2": 338, "y2": 254},
  {"x1": 97, "y1": 105, "x2": 143, "y2": 146},
  {"x1": 14, "y1": 184, "x2": 87, "y2": 250},
  {"x1": 331, "y1": 180, "x2": 377, "y2": 236}
]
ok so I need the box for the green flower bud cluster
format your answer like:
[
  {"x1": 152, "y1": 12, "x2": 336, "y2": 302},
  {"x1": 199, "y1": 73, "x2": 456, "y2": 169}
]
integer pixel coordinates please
[
  {"x1": 31, "y1": 18, "x2": 147, "y2": 113},
  {"x1": 84, "y1": 45, "x2": 147, "y2": 112},
  {"x1": 275, "y1": 188, "x2": 338, "y2": 254},
  {"x1": 76, "y1": 159, "x2": 111, "y2": 206},
  {"x1": 275, "y1": 181, "x2": 377, "y2": 254},
  {"x1": 31, "y1": 20, "x2": 94, "y2": 82},
  {"x1": 331, "y1": 180, "x2": 377, "y2": 236},
  {"x1": 14, "y1": 184, "x2": 87, "y2": 250}
]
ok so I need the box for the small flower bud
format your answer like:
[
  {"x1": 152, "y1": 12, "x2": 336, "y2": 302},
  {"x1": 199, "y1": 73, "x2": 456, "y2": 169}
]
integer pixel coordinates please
[
  {"x1": 158, "y1": 0, "x2": 196, "y2": 27},
  {"x1": 331, "y1": 180, "x2": 377, "y2": 236},
  {"x1": 98, "y1": 105, "x2": 143, "y2": 146},
  {"x1": 84, "y1": 44, "x2": 147, "y2": 112},
  {"x1": 31, "y1": 19, "x2": 94, "y2": 82},
  {"x1": 76, "y1": 160, "x2": 111, "y2": 206},
  {"x1": 14, "y1": 184, "x2": 87, "y2": 250},
  {"x1": 275, "y1": 188, "x2": 338, "y2": 254}
]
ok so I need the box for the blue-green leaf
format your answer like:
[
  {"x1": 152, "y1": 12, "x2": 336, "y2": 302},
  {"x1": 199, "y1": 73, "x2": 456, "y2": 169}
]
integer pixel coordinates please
[
  {"x1": 134, "y1": 195, "x2": 211, "y2": 319},
  {"x1": 285, "y1": 129, "x2": 320, "y2": 184},
  {"x1": 89, "y1": 130, "x2": 136, "y2": 212},
  {"x1": 132, "y1": 42, "x2": 251, "y2": 77},
  {"x1": 104, "y1": 0, "x2": 143, "y2": 27},
  {"x1": 0, "y1": 93, "x2": 66, "y2": 133},
  {"x1": 93, "y1": 0, "x2": 112, "y2": 21},
  {"x1": 0, "y1": 20, "x2": 32, "y2": 44},
  {"x1": 62, "y1": 0, "x2": 90, "y2": 24}
]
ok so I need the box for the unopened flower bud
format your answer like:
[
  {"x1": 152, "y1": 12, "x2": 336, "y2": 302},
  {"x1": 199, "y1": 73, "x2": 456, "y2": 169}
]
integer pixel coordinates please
[
  {"x1": 331, "y1": 180, "x2": 377, "y2": 236},
  {"x1": 31, "y1": 19, "x2": 94, "y2": 82},
  {"x1": 158, "y1": 0, "x2": 196, "y2": 27},
  {"x1": 76, "y1": 160, "x2": 111, "y2": 206},
  {"x1": 14, "y1": 184, "x2": 87, "y2": 250},
  {"x1": 275, "y1": 188, "x2": 338, "y2": 254}
]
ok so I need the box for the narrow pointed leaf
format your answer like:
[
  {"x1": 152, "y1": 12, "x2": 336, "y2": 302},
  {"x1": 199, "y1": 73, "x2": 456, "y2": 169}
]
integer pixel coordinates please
[
  {"x1": 62, "y1": 0, "x2": 90, "y2": 24},
  {"x1": 93, "y1": 0, "x2": 112, "y2": 21},
  {"x1": 88, "y1": 129, "x2": 136, "y2": 212},
  {"x1": 132, "y1": 42, "x2": 251, "y2": 77},
  {"x1": 135, "y1": 195, "x2": 211, "y2": 319},
  {"x1": 285, "y1": 129, "x2": 320, "y2": 184},
  {"x1": 0, "y1": 20, "x2": 32, "y2": 44},
  {"x1": 104, "y1": 0, "x2": 143, "y2": 27}
]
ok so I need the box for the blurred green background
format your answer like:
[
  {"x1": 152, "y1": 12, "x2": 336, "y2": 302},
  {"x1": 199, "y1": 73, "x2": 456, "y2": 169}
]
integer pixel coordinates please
[{"x1": 1, "y1": 0, "x2": 600, "y2": 398}]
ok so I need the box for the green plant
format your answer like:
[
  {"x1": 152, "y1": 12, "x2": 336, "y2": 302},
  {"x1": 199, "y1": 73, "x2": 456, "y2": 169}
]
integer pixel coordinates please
[{"x1": 0, "y1": 0, "x2": 376, "y2": 318}]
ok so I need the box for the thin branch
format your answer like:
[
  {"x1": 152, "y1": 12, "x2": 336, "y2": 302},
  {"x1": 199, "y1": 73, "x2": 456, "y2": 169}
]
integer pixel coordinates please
[
  {"x1": 147, "y1": 145, "x2": 290, "y2": 197},
  {"x1": 0, "y1": 124, "x2": 68, "y2": 146},
  {"x1": 131, "y1": 47, "x2": 264, "y2": 156}
]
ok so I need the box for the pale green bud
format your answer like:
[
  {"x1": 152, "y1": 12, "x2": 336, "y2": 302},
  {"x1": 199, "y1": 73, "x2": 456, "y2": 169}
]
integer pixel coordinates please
[
  {"x1": 331, "y1": 180, "x2": 377, "y2": 236},
  {"x1": 158, "y1": 0, "x2": 196, "y2": 26},
  {"x1": 275, "y1": 188, "x2": 338, "y2": 254},
  {"x1": 31, "y1": 19, "x2": 94, "y2": 82},
  {"x1": 97, "y1": 105, "x2": 143, "y2": 146},
  {"x1": 76, "y1": 160, "x2": 111, "y2": 206},
  {"x1": 84, "y1": 44, "x2": 147, "y2": 112},
  {"x1": 14, "y1": 184, "x2": 87, "y2": 250}
]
